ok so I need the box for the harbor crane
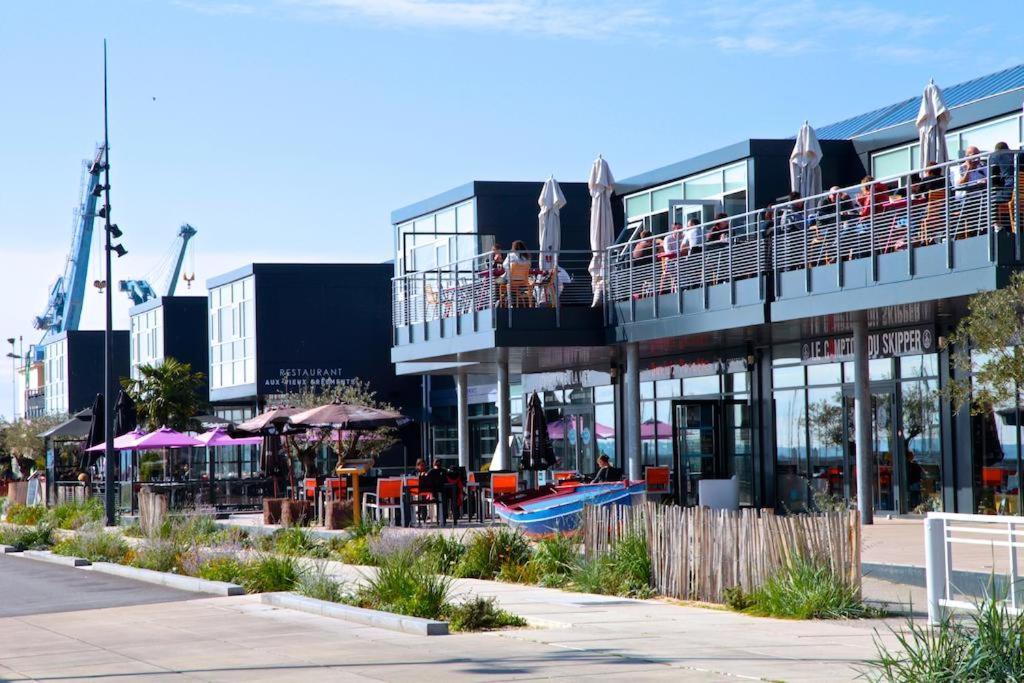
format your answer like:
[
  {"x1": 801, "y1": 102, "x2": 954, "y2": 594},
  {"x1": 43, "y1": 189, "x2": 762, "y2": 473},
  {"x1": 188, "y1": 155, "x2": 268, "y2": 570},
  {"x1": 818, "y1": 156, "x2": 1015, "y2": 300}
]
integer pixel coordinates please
[
  {"x1": 118, "y1": 224, "x2": 197, "y2": 305},
  {"x1": 31, "y1": 146, "x2": 107, "y2": 359}
]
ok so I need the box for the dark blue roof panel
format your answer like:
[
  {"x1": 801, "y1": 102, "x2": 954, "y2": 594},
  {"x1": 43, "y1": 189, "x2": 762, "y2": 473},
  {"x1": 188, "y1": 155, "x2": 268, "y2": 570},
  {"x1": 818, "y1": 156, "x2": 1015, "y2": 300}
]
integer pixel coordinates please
[{"x1": 817, "y1": 64, "x2": 1024, "y2": 139}]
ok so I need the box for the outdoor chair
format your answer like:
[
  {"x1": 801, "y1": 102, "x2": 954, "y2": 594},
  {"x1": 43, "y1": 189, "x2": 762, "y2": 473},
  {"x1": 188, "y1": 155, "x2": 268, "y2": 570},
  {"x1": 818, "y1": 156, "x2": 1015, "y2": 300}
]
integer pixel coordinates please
[
  {"x1": 324, "y1": 477, "x2": 347, "y2": 502},
  {"x1": 501, "y1": 262, "x2": 534, "y2": 308},
  {"x1": 553, "y1": 470, "x2": 577, "y2": 484},
  {"x1": 645, "y1": 466, "x2": 671, "y2": 496},
  {"x1": 482, "y1": 472, "x2": 519, "y2": 521},
  {"x1": 362, "y1": 477, "x2": 404, "y2": 527}
]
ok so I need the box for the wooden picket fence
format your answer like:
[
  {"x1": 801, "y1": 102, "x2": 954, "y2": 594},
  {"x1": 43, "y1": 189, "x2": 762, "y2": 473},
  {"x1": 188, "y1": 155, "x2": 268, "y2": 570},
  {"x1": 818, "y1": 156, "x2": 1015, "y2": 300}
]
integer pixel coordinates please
[{"x1": 581, "y1": 503, "x2": 861, "y2": 603}]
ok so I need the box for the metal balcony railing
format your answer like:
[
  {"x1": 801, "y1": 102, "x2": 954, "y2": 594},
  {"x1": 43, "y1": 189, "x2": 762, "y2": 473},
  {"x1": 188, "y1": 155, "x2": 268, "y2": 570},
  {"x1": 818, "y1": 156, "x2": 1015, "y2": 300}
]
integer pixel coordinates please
[
  {"x1": 392, "y1": 151, "x2": 1024, "y2": 336},
  {"x1": 392, "y1": 249, "x2": 597, "y2": 332}
]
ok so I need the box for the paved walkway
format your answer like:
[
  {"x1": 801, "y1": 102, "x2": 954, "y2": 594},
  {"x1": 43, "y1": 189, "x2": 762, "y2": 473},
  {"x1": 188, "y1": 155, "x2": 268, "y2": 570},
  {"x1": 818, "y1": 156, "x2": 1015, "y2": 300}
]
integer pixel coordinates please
[{"x1": 862, "y1": 517, "x2": 1023, "y2": 574}]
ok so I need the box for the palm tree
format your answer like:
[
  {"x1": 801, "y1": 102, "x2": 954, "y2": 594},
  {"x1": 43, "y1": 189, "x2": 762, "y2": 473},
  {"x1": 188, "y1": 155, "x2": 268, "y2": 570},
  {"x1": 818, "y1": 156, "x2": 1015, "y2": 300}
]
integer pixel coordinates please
[{"x1": 121, "y1": 358, "x2": 205, "y2": 431}]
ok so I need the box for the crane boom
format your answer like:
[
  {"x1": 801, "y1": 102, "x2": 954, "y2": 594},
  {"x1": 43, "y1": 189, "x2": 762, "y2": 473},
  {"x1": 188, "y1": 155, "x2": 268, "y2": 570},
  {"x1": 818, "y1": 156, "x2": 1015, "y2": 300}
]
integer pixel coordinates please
[
  {"x1": 166, "y1": 224, "x2": 197, "y2": 296},
  {"x1": 33, "y1": 145, "x2": 106, "y2": 342},
  {"x1": 118, "y1": 224, "x2": 197, "y2": 305}
]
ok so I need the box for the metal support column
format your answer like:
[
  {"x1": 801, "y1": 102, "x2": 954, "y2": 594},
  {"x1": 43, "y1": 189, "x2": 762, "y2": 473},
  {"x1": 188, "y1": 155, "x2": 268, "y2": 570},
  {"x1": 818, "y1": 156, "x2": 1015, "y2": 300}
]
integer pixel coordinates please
[
  {"x1": 496, "y1": 348, "x2": 511, "y2": 471},
  {"x1": 624, "y1": 342, "x2": 642, "y2": 481},
  {"x1": 852, "y1": 311, "x2": 873, "y2": 525},
  {"x1": 456, "y1": 371, "x2": 470, "y2": 470}
]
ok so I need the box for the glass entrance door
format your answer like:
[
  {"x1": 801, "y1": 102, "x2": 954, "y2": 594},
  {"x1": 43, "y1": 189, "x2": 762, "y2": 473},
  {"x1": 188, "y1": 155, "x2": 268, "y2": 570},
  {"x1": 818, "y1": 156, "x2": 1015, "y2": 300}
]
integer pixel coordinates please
[
  {"x1": 672, "y1": 400, "x2": 754, "y2": 506},
  {"x1": 844, "y1": 389, "x2": 900, "y2": 513},
  {"x1": 552, "y1": 409, "x2": 597, "y2": 475}
]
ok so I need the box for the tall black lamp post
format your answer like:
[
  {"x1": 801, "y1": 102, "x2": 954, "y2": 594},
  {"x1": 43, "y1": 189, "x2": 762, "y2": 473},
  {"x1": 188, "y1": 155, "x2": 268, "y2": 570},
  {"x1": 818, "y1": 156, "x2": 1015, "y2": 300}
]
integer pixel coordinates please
[{"x1": 100, "y1": 40, "x2": 127, "y2": 526}]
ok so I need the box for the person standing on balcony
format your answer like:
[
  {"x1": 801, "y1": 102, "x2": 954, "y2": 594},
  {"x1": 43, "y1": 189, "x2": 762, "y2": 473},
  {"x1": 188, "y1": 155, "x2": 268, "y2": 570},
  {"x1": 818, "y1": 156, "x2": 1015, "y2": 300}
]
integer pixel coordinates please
[
  {"x1": 856, "y1": 176, "x2": 890, "y2": 218},
  {"x1": 954, "y1": 146, "x2": 987, "y2": 188}
]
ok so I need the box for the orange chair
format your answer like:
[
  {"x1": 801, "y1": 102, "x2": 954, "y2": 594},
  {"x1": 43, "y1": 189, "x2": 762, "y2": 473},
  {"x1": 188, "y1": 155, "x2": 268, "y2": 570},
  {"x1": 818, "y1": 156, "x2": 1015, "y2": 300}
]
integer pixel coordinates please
[
  {"x1": 303, "y1": 478, "x2": 318, "y2": 501},
  {"x1": 502, "y1": 262, "x2": 534, "y2": 308},
  {"x1": 483, "y1": 472, "x2": 519, "y2": 520},
  {"x1": 362, "y1": 477, "x2": 405, "y2": 526},
  {"x1": 325, "y1": 477, "x2": 347, "y2": 502},
  {"x1": 553, "y1": 471, "x2": 576, "y2": 484},
  {"x1": 982, "y1": 467, "x2": 1006, "y2": 488},
  {"x1": 645, "y1": 466, "x2": 671, "y2": 495}
]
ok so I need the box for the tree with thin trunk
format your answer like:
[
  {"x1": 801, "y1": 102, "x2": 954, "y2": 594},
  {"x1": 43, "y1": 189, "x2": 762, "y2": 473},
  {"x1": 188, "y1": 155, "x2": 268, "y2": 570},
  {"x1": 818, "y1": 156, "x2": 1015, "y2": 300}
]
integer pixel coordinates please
[{"x1": 121, "y1": 358, "x2": 205, "y2": 432}]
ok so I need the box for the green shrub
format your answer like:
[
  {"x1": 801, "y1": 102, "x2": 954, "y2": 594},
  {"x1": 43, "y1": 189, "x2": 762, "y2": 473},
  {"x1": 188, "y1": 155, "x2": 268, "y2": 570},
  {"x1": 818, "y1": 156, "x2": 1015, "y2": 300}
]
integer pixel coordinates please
[
  {"x1": 129, "y1": 539, "x2": 185, "y2": 573},
  {"x1": 446, "y1": 596, "x2": 526, "y2": 632},
  {"x1": 197, "y1": 556, "x2": 244, "y2": 583},
  {"x1": 0, "y1": 524, "x2": 53, "y2": 551},
  {"x1": 357, "y1": 550, "x2": 453, "y2": 619},
  {"x1": 569, "y1": 533, "x2": 652, "y2": 598},
  {"x1": 420, "y1": 534, "x2": 466, "y2": 574},
  {"x1": 740, "y1": 555, "x2": 878, "y2": 620},
  {"x1": 121, "y1": 521, "x2": 144, "y2": 538},
  {"x1": 723, "y1": 586, "x2": 753, "y2": 611},
  {"x1": 5, "y1": 503, "x2": 46, "y2": 526},
  {"x1": 237, "y1": 555, "x2": 299, "y2": 593},
  {"x1": 271, "y1": 528, "x2": 330, "y2": 558},
  {"x1": 52, "y1": 527, "x2": 129, "y2": 563},
  {"x1": 867, "y1": 592, "x2": 1024, "y2": 682},
  {"x1": 455, "y1": 528, "x2": 531, "y2": 580},
  {"x1": 297, "y1": 564, "x2": 348, "y2": 603},
  {"x1": 527, "y1": 533, "x2": 579, "y2": 587},
  {"x1": 46, "y1": 498, "x2": 104, "y2": 530}
]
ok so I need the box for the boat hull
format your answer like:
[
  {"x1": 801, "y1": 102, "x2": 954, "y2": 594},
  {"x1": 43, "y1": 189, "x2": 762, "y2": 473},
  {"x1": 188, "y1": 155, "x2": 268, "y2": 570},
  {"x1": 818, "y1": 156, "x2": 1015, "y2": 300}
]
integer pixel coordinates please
[{"x1": 494, "y1": 481, "x2": 645, "y2": 536}]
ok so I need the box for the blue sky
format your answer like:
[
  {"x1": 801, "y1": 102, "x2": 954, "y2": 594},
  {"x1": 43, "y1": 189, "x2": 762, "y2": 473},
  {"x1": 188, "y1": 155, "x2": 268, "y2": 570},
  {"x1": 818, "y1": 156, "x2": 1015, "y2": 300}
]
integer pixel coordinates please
[{"x1": 1, "y1": 0, "x2": 1022, "y2": 419}]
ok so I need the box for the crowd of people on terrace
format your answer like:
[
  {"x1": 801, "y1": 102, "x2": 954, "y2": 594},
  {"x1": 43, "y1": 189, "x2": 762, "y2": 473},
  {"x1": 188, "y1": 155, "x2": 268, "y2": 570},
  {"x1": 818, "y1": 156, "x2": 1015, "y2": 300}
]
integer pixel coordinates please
[{"x1": 623, "y1": 141, "x2": 1021, "y2": 287}]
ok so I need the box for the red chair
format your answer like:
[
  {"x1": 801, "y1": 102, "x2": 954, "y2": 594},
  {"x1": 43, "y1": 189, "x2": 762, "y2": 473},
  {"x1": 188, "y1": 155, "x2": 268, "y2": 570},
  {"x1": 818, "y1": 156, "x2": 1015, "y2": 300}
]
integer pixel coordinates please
[
  {"x1": 325, "y1": 477, "x2": 347, "y2": 502},
  {"x1": 645, "y1": 466, "x2": 670, "y2": 495},
  {"x1": 483, "y1": 472, "x2": 519, "y2": 520},
  {"x1": 362, "y1": 478, "x2": 404, "y2": 526},
  {"x1": 553, "y1": 471, "x2": 577, "y2": 484},
  {"x1": 982, "y1": 467, "x2": 1006, "y2": 488},
  {"x1": 303, "y1": 478, "x2": 318, "y2": 501}
]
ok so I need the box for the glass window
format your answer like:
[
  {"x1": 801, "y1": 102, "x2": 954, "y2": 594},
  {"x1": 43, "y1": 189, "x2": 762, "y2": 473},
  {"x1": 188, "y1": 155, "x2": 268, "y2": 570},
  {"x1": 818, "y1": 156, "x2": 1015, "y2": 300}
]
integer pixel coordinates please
[
  {"x1": 775, "y1": 388, "x2": 808, "y2": 511},
  {"x1": 773, "y1": 365, "x2": 804, "y2": 388},
  {"x1": 651, "y1": 184, "x2": 683, "y2": 213},
  {"x1": 872, "y1": 147, "x2": 911, "y2": 180},
  {"x1": 726, "y1": 371, "x2": 747, "y2": 394},
  {"x1": 684, "y1": 171, "x2": 722, "y2": 200},
  {"x1": 901, "y1": 378, "x2": 943, "y2": 512},
  {"x1": 456, "y1": 201, "x2": 475, "y2": 233},
  {"x1": 595, "y1": 403, "x2": 616, "y2": 461},
  {"x1": 684, "y1": 374, "x2": 720, "y2": 396},
  {"x1": 723, "y1": 163, "x2": 747, "y2": 193},
  {"x1": 626, "y1": 193, "x2": 651, "y2": 218},
  {"x1": 900, "y1": 353, "x2": 938, "y2": 379},
  {"x1": 640, "y1": 381, "x2": 655, "y2": 400},
  {"x1": 807, "y1": 387, "x2": 845, "y2": 500},
  {"x1": 807, "y1": 363, "x2": 842, "y2": 386},
  {"x1": 594, "y1": 385, "x2": 614, "y2": 403},
  {"x1": 640, "y1": 401, "x2": 658, "y2": 467},
  {"x1": 959, "y1": 117, "x2": 1021, "y2": 153},
  {"x1": 435, "y1": 208, "x2": 455, "y2": 233},
  {"x1": 655, "y1": 379, "x2": 680, "y2": 398}
]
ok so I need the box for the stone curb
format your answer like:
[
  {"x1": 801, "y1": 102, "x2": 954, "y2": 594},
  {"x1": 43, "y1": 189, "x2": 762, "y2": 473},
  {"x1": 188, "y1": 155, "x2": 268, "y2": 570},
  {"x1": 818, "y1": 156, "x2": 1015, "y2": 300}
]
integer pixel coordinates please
[
  {"x1": 1, "y1": 544, "x2": 21, "y2": 554},
  {"x1": 261, "y1": 592, "x2": 449, "y2": 636},
  {"x1": 87, "y1": 562, "x2": 245, "y2": 596},
  {"x1": 15, "y1": 550, "x2": 91, "y2": 567}
]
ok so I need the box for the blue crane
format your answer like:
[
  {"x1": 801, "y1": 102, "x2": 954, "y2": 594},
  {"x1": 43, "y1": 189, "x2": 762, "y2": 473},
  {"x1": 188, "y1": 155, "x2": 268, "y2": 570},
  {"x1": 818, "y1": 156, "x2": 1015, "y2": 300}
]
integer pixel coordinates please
[
  {"x1": 118, "y1": 224, "x2": 197, "y2": 305},
  {"x1": 32, "y1": 146, "x2": 107, "y2": 355}
]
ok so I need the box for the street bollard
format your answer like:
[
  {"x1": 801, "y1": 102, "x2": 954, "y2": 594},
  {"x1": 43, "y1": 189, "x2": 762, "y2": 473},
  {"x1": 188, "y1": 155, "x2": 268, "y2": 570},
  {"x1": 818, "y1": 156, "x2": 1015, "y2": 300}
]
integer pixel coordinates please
[{"x1": 924, "y1": 516, "x2": 947, "y2": 625}]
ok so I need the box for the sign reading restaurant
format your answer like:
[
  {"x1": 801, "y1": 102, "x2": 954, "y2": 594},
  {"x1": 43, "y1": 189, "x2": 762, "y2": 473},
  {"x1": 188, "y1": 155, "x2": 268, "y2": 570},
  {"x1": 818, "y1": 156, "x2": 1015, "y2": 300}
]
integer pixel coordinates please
[
  {"x1": 801, "y1": 325, "x2": 935, "y2": 364},
  {"x1": 261, "y1": 367, "x2": 356, "y2": 392}
]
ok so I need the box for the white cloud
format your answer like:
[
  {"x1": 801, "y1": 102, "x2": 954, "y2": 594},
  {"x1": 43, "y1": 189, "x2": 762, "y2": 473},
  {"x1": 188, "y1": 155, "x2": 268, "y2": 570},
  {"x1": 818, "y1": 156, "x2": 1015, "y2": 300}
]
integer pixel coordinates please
[
  {"x1": 283, "y1": 0, "x2": 664, "y2": 39},
  {"x1": 173, "y1": 0, "x2": 259, "y2": 16}
]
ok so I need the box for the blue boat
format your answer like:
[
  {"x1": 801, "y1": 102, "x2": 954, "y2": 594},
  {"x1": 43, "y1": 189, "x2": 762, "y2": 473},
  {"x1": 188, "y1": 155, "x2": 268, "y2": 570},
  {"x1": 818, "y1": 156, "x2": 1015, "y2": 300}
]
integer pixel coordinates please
[{"x1": 494, "y1": 481, "x2": 646, "y2": 536}]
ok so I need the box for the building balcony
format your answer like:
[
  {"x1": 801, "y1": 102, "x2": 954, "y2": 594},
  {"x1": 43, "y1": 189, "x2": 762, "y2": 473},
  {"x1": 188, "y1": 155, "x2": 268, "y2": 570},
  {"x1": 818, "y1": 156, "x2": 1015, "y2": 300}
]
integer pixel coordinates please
[
  {"x1": 770, "y1": 151, "x2": 1024, "y2": 321},
  {"x1": 391, "y1": 250, "x2": 606, "y2": 364}
]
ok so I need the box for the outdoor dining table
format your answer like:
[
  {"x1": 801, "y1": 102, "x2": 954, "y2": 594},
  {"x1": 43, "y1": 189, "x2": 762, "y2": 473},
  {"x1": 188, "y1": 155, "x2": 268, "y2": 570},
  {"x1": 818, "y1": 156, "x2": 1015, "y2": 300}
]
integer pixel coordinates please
[{"x1": 336, "y1": 463, "x2": 372, "y2": 524}]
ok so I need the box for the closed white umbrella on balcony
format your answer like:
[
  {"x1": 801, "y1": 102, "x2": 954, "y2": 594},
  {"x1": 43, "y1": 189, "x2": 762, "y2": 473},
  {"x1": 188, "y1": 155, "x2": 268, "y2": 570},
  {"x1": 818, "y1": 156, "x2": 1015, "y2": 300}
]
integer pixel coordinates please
[
  {"x1": 588, "y1": 155, "x2": 615, "y2": 306},
  {"x1": 538, "y1": 176, "x2": 565, "y2": 273},
  {"x1": 916, "y1": 79, "x2": 951, "y2": 167},
  {"x1": 790, "y1": 121, "x2": 822, "y2": 208}
]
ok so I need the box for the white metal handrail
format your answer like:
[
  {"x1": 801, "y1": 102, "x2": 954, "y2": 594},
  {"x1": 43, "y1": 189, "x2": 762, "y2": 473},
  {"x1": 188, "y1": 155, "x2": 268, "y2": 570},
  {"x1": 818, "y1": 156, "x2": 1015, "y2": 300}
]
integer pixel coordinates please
[{"x1": 924, "y1": 511, "x2": 1024, "y2": 624}]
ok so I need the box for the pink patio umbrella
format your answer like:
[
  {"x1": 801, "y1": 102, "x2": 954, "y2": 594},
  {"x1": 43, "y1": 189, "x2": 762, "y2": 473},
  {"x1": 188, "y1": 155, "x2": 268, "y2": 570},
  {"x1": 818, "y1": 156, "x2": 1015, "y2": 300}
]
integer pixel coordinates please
[
  {"x1": 547, "y1": 417, "x2": 615, "y2": 440},
  {"x1": 196, "y1": 426, "x2": 262, "y2": 447},
  {"x1": 130, "y1": 426, "x2": 204, "y2": 449},
  {"x1": 85, "y1": 427, "x2": 146, "y2": 452},
  {"x1": 640, "y1": 419, "x2": 672, "y2": 439}
]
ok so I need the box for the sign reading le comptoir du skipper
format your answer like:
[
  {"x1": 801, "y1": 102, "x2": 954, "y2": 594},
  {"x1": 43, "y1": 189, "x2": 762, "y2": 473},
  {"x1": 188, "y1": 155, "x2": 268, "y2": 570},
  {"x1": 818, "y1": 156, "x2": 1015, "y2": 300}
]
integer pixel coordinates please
[{"x1": 801, "y1": 326, "x2": 935, "y2": 364}]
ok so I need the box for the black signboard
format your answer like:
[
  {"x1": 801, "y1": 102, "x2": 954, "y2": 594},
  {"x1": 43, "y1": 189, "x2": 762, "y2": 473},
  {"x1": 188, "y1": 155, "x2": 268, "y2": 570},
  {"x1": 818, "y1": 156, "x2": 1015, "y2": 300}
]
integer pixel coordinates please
[{"x1": 801, "y1": 325, "x2": 936, "y2": 364}]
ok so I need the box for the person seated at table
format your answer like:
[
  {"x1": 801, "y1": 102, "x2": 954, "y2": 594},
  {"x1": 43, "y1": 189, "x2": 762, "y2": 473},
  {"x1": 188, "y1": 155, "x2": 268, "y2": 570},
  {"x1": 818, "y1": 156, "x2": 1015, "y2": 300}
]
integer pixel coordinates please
[
  {"x1": 954, "y1": 146, "x2": 987, "y2": 189},
  {"x1": 590, "y1": 455, "x2": 623, "y2": 483},
  {"x1": 533, "y1": 265, "x2": 571, "y2": 305},
  {"x1": 705, "y1": 213, "x2": 730, "y2": 244},
  {"x1": 632, "y1": 230, "x2": 655, "y2": 268},
  {"x1": 414, "y1": 458, "x2": 428, "y2": 475},
  {"x1": 990, "y1": 142, "x2": 1015, "y2": 210},
  {"x1": 815, "y1": 186, "x2": 853, "y2": 227},
  {"x1": 913, "y1": 163, "x2": 945, "y2": 196},
  {"x1": 856, "y1": 176, "x2": 891, "y2": 218},
  {"x1": 662, "y1": 222, "x2": 685, "y2": 256},
  {"x1": 780, "y1": 192, "x2": 805, "y2": 230},
  {"x1": 680, "y1": 217, "x2": 703, "y2": 253},
  {"x1": 502, "y1": 240, "x2": 530, "y2": 271},
  {"x1": 490, "y1": 243, "x2": 505, "y2": 273}
]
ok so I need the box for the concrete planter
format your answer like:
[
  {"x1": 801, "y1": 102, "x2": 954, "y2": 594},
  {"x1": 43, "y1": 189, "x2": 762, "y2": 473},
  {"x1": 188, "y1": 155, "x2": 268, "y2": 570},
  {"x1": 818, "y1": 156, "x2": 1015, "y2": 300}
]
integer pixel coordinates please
[
  {"x1": 261, "y1": 592, "x2": 449, "y2": 635},
  {"x1": 263, "y1": 498, "x2": 284, "y2": 525},
  {"x1": 280, "y1": 500, "x2": 310, "y2": 528},
  {"x1": 324, "y1": 500, "x2": 353, "y2": 530},
  {"x1": 1, "y1": 544, "x2": 21, "y2": 554},
  {"x1": 89, "y1": 562, "x2": 245, "y2": 596}
]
